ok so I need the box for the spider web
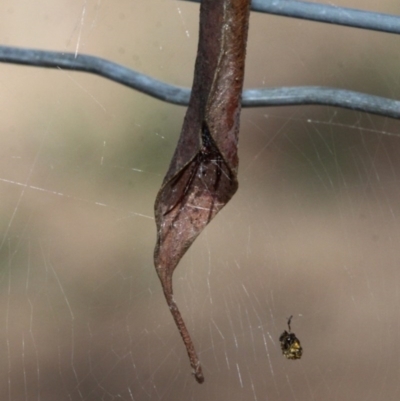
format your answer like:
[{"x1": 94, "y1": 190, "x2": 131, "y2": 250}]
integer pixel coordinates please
[{"x1": 1, "y1": 0, "x2": 400, "y2": 400}]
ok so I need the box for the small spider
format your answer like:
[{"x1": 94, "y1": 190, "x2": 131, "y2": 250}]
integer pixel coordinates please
[
  {"x1": 279, "y1": 315, "x2": 303, "y2": 360},
  {"x1": 163, "y1": 121, "x2": 229, "y2": 216}
]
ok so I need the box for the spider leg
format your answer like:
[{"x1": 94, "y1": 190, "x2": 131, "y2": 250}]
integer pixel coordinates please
[
  {"x1": 163, "y1": 153, "x2": 202, "y2": 216},
  {"x1": 213, "y1": 155, "x2": 222, "y2": 191},
  {"x1": 287, "y1": 315, "x2": 293, "y2": 332}
]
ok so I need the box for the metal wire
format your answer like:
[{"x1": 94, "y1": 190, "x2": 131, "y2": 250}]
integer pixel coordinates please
[
  {"x1": 0, "y1": 1, "x2": 399, "y2": 119},
  {"x1": 184, "y1": 0, "x2": 400, "y2": 35},
  {"x1": 1, "y1": 45, "x2": 399, "y2": 119}
]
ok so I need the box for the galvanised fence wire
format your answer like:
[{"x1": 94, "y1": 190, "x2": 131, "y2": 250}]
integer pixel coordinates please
[{"x1": 0, "y1": 0, "x2": 399, "y2": 118}]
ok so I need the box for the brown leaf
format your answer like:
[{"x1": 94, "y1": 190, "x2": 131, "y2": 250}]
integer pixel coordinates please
[{"x1": 154, "y1": 0, "x2": 251, "y2": 383}]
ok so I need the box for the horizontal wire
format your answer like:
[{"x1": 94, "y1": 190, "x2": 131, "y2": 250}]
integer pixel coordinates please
[
  {"x1": 0, "y1": 45, "x2": 399, "y2": 119},
  {"x1": 183, "y1": 0, "x2": 400, "y2": 35},
  {"x1": 243, "y1": 87, "x2": 400, "y2": 118},
  {"x1": 0, "y1": 45, "x2": 191, "y2": 105}
]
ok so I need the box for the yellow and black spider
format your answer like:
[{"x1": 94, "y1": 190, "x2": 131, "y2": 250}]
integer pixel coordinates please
[{"x1": 279, "y1": 315, "x2": 303, "y2": 360}]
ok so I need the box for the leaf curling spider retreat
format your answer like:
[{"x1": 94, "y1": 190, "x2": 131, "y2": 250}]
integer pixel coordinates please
[{"x1": 279, "y1": 315, "x2": 303, "y2": 360}]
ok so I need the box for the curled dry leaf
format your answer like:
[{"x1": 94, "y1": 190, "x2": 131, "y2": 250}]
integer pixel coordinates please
[{"x1": 154, "y1": 0, "x2": 251, "y2": 383}]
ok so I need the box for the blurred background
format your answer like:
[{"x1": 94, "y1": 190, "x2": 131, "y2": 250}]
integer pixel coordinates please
[{"x1": 1, "y1": 0, "x2": 400, "y2": 399}]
